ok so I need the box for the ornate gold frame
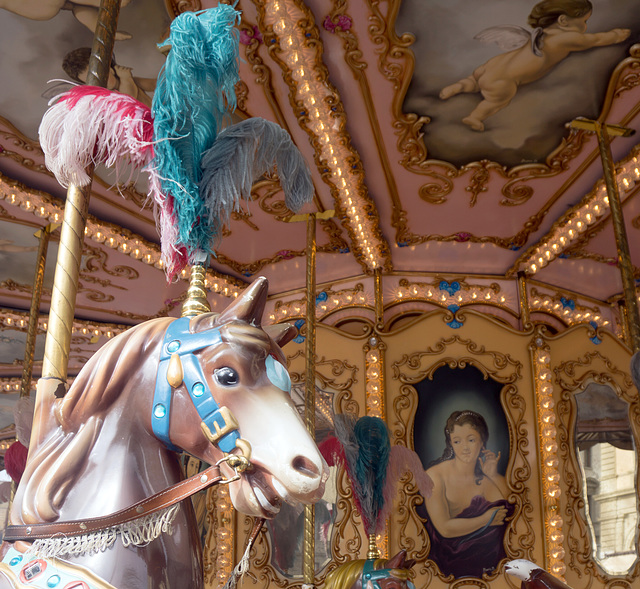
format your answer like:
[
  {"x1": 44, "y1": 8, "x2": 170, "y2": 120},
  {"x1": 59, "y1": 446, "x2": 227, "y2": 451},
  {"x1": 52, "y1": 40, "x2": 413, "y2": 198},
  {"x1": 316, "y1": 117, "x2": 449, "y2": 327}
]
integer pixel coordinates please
[
  {"x1": 554, "y1": 348, "x2": 640, "y2": 587},
  {"x1": 388, "y1": 333, "x2": 535, "y2": 586}
]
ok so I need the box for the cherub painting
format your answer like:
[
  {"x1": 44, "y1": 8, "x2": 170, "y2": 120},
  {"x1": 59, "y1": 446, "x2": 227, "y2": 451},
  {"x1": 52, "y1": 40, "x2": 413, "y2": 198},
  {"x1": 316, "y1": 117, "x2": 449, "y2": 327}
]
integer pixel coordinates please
[
  {"x1": 440, "y1": 0, "x2": 630, "y2": 131},
  {"x1": 395, "y1": 0, "x2": 640, "y2": 166}
]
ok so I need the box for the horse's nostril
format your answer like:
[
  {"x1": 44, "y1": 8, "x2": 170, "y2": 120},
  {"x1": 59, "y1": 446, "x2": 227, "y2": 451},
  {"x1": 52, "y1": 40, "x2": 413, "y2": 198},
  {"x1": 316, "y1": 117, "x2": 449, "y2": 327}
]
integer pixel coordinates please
[{"x1": 292, "y1": 455, "x2": 320, "y2": 478}]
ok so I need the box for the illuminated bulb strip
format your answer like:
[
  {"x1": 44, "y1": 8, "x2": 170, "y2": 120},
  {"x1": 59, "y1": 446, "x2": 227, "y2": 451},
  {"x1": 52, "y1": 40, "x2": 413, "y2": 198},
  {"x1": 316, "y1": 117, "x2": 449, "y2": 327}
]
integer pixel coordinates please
[
  {"x1": 210, "y1": 485, "x2": 234, "y2": 586},
  {"x1": 366, "y1": 344, "x2": 383, "y2": 417},
  {"x1": 261, "y1": 0, "x2": 390, "y2": 271},
  {"x1": 395, "y1": 280, "x2": 507, "y2": 306},
  {"x1": 269, "y1": 287, "x2": 369, "y2": 322},
  {"x1": 0, "y1": 376, "x2": 76, "y2": 393},
  {"x1": 0, "y1": 177, "x2": 241, "y2": 298},
  {"x1": 534, "y1": 345, "x2": 566, "y2": 578},
  {"x1": 0, "y1": 309, "x2": 127, "y2": 339},
  {"x1": 529, "y1": 291, "x2": 608, "y2": 329},
  {"x1": 517, "y1": 150, "x2": 640, "y2": 276}
]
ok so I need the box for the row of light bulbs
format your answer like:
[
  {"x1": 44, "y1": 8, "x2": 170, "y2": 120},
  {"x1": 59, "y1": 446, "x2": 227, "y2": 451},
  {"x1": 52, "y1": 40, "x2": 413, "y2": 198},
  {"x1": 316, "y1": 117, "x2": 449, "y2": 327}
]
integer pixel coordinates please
[
  {"x1": 264, "y1": 1, "x2": 386, "y2": 271},
  {"x1": 529, "y1": 294, "x2": 608, "y2": 329},
  {"x1": 535, "y1": 347, "x2": 566, "y2": 577},
  {"x1": 366, "y1": 346, "x2": 384, "y2": 417},
  {"x1": 1, "y1": 310, "x2": 126, "y2": 340},
  {"x1": 396, "y1": 281, "x2": 507, "y2": 305},
  {"x1": 269, "y1": 287, "x2": 370, "y2": 322},
  {"x1": 521, "y1": 152, "x2": 640, "y2": 275},
  {"x1": 0, "y1": 180, "x2": 241, "y2": 298}
]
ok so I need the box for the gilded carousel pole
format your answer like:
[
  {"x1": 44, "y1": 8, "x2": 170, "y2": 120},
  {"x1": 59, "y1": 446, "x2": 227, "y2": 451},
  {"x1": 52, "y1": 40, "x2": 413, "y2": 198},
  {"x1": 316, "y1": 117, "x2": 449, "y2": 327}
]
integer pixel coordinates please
[
  {"x1": 517, "y1": 271, "x2": 531, "y2": 329},
  {"x1": 287, "y1": 209, "x2": 333, "y2": 586},
  {"x1": 20, "y1": 223, "x2": 57, "y2": 398},
  {"x1": 303, "y1": 212, "x2": 317, "y2": 588},
  {"x1": 570, "y1": 118, "x2": 640, "y2": 352},
  {"x1": 39, "y1": 0, "x2": 121, "y2": 395}
]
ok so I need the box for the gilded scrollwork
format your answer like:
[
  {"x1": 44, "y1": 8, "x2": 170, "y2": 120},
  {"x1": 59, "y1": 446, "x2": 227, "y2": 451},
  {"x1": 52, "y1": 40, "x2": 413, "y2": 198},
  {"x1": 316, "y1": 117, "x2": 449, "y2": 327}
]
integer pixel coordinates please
[
  {"x1": 164, "y1": 0, "x2": 201, "y2": 18},
  {"x1": 254, "y1": 0, "x2": 392, "y2": 273},
  {"x1": 389, "y1": 335, "x2": 534, "y2": 582},
  {"x1": 82, "y1": 243, "x2": 139, "y2": 281},
  {"x1": 554, "y1": 350, "x2": 640, "y2": 584},
  {"x1": 364, "y1": 0, "x2": 634, "y2": 209}
]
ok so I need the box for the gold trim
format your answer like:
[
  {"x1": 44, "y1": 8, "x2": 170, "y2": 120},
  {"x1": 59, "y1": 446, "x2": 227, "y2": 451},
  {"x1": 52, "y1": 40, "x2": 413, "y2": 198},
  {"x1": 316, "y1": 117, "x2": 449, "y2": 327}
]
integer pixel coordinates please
[
  {"x1": 254, "y1": 0, "x2": 392, "y2": 273},
  {"x1": 390, "y1": 332, "x2": 535, "y2": 582},
  {"x1": 367, "y1": 0, "x2": 640, "y2": 209},
  {"x1": 554, "y1": 348, "x2": 640, "y2": 583}
]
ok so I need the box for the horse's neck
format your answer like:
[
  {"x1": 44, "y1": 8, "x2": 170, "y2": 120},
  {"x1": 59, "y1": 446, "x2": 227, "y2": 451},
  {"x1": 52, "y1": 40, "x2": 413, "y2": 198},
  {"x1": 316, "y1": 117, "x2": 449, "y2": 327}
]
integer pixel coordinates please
[
  {"x1": 57, "y1": 411, "x2": 183, "y2": 521},
  {"x1": 15, "y1": 407, "x2": 204, "y2": 589}
]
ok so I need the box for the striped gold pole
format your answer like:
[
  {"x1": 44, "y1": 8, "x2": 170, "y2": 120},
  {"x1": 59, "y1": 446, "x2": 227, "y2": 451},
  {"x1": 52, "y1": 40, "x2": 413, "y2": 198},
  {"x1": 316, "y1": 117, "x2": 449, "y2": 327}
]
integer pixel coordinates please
[
  {"x1": 40, "y1": 0, "x2": 121, "y2": 386},
  {"x1": 303, "y1": 212, "x2": 317, "y2": 587},
  {"x1": 20, "y1": 224, "x2": 57, "y2": 398},
  {"x1": 517, "y1": 271, "x2": 530, "y2": 329},
  {"x1": 593, "y1": 122, "x2": 640, "y2": 352},
  {"x1": 181, "y1": 263, "x2": 211, "y2": 317},
  {"x1": 570, "y1": 118, "x2": 640, "y2": 352}
]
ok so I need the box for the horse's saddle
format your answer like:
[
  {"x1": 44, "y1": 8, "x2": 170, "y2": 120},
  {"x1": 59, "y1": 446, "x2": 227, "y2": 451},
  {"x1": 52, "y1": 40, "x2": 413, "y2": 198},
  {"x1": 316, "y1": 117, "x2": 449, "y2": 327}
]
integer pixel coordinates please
[{"x1": 0, "y1": 547, "x2": 116, "y2": 589}]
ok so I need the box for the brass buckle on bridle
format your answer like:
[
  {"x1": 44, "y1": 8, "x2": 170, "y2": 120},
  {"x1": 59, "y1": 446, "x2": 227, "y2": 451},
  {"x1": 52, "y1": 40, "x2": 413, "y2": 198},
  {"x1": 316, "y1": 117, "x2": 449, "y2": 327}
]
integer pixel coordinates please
[{"x1": 216, "y1": 438, "x2": 252, "y2": 484}]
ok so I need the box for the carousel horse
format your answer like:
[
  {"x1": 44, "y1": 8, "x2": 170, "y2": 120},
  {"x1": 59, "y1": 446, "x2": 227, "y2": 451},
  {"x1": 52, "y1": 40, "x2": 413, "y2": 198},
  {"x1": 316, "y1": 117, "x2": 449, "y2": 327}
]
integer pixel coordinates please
[
  {"x1": 324, "y1": 551, "x2": 417, "y2": 589},
  {"x1": 0, "y1": 277, "x2": 328, "y2": 589}
]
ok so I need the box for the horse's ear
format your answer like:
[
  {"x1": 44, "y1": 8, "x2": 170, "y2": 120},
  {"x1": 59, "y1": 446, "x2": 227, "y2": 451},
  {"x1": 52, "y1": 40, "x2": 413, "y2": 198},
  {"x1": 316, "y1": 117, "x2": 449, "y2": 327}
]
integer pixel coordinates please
[
  {"x1": 386, "y1": 550, "x2": 414, "y2": 570},
  {"x1": 217, "y1": 276, "x2": 268, "y2": 326},
  {"x1": 264, "y1": 323, "x2": 297, "y2": 347}
]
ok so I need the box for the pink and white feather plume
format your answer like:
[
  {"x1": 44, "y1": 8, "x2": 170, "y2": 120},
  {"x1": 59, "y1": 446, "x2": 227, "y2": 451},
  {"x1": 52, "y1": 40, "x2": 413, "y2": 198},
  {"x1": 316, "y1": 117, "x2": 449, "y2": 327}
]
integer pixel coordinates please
[{"x1": 39, "y1": 85, "x2": 154, "y2": 188}]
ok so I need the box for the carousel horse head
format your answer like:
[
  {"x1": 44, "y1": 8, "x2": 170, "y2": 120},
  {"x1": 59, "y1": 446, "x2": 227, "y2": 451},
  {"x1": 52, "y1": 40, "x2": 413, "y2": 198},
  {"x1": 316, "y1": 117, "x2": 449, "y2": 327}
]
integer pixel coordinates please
[
  {"x1": 325, "y1": 551, "x2": 417, "y2": 589},
  {"x1": 15, "y1": 276, "x2": 327, "y2": 526},
  {"x1": 147, "y1": 275, "x2": 329, "y2": 517}
]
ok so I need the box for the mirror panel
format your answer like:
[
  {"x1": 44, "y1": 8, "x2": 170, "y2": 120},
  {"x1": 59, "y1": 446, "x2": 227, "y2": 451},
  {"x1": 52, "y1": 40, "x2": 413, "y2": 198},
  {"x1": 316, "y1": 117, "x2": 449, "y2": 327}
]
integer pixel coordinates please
[{"x1": 575, "y1": 383, "x2": 637, "y2": 576}]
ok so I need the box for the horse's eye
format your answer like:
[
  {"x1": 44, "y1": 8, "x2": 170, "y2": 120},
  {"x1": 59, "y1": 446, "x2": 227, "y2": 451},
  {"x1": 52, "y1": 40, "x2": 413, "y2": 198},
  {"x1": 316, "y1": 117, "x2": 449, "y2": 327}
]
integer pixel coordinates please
[{"x1": 214, "y1": 367, "x2": 239, "y2": 386}]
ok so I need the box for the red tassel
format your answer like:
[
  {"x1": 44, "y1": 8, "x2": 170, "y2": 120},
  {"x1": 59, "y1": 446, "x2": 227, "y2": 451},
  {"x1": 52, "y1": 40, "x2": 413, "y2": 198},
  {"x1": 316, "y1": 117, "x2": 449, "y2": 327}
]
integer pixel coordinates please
[
  {"x1": 5, "y1": 440, "x2": 28, "y2": 484},
  {"x1": 318, "y1": 436, "x2": 345, "y2": 467}
]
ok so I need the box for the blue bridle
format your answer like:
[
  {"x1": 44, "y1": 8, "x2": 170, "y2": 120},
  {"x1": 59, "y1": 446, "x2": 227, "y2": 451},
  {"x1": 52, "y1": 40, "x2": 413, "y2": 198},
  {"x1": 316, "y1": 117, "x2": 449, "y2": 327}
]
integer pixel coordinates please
[
  {"x1": 152, "y1": 316, "x2": 240, "y2": 453},
  {"x1": 362, "y1": 560, "x2": 416, "y2": 589}
]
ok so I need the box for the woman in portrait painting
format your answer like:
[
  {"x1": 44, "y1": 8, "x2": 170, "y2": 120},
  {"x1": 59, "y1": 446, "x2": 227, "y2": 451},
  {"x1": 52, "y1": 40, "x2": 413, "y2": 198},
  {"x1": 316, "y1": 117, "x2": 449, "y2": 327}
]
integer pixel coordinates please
[{"x1": 422, "y1": 410, "x2": 514, "y2": 578}]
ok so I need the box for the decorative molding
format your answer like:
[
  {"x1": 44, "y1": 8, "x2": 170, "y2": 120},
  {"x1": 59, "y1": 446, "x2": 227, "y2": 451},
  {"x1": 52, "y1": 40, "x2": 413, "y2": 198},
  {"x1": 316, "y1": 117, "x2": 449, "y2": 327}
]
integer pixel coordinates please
[
  {"x1": 554, "y1": 350, "x2": 639, "y2": 584},
  {"x1": 390, "y1": 334, "x2": 534, "y2": 583},
  {"x1": 366, "y1": 1, "x2": 640, "y2": 209},
  {"x1": 0, "y1": 173, "x2": 245, "y2": 298},
  {"x1": 529, "y1": 288, "x2": 609, "y2": 330},
  {"x1": 254, "y1": 0, "x2": 392, "y2": 273},
  {"x1": 532, "y1": 333, "x2": 565, "y2": 579}
]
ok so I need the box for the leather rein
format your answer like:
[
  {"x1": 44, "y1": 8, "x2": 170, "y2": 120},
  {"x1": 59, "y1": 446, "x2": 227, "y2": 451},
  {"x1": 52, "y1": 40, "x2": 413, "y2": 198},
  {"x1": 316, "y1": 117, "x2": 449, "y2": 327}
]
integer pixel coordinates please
[{"x1": 4, "y1": 462, "x2": 236, "y2": 542}]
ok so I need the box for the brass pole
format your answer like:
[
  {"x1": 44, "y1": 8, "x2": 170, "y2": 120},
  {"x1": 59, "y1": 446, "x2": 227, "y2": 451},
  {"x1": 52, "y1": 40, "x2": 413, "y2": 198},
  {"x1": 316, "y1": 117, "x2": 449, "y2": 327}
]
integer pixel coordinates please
[
  {"x1": 373, "y1": 267, "x2": 383, "y2": 329},
  {"x1": 593, "y1": 121, "x2": 640, "y2": 352},
  {"x1": 40, "y1": 0, "x2": 121, "y2": 384},
  {"x1": 20, "y1": 224, "x2": 57, "y2": 398},
  {"x1": 181, "y1": 263, "x2": 211, "y2": 317},
  {"x1": 617, "y1": 300, "x2": 631, "y2": 347},
  {"x1": 303, "y1": 212, "x2": 317, "y2": 586},
  {"x1": 367, "y1": 533, "x2": 380, "y2": 560},
  {"x1": 517, "y1": 271, "x2": 531, "y2": 328}
]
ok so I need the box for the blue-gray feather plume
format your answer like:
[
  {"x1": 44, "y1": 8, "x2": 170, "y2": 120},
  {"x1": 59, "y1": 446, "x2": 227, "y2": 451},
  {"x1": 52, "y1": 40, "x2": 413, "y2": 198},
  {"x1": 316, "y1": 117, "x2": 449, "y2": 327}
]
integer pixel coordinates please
[{"x1": 199, "y1": 117, "x2": 314, "y2": 237}]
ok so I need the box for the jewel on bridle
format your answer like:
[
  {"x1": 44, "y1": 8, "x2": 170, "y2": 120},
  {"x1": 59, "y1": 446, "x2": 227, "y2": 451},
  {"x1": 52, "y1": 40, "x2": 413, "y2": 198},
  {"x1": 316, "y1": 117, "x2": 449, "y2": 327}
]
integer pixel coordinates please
[{"x1": 153, "y1": 317, "x2": 245, "y2": 456}]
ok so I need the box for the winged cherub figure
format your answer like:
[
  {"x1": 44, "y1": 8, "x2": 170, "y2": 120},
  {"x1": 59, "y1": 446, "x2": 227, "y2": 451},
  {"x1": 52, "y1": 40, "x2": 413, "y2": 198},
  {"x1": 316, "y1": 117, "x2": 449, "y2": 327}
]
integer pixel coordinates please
[{"x1": 439, "y1": 0, "x2": 630, "y2": 131}]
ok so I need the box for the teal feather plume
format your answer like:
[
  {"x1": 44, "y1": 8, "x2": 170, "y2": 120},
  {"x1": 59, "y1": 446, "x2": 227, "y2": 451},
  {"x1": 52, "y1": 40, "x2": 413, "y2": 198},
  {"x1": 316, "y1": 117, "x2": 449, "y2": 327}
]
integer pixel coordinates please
[
  {"x1": 151, "y1": 5, "x2": 241, "y2": 267},
  {"x1": 332, "y1": 415, "x2": 390, "y2": 535}
]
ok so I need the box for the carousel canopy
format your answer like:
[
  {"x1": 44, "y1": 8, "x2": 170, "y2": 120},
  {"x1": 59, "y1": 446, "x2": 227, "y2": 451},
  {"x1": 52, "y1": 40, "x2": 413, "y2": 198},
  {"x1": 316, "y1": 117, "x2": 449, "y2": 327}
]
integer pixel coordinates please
[{"x1": 1, "y1": 0, "x2": 640, "y2": 428}]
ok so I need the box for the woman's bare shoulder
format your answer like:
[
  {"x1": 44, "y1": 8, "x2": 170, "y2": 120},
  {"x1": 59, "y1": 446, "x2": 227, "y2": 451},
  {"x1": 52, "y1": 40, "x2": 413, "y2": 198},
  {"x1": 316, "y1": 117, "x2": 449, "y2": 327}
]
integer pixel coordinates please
[{"x1": 426, "y1": 461, "x2": 448, "y2": 480}]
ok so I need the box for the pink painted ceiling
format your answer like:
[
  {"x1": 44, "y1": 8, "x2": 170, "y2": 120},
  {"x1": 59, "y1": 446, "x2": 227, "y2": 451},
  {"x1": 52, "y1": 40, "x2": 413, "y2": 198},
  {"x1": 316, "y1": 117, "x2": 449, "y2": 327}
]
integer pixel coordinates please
[{"x1": 1, "y1": 0, "x2": 640, "y2": 410}]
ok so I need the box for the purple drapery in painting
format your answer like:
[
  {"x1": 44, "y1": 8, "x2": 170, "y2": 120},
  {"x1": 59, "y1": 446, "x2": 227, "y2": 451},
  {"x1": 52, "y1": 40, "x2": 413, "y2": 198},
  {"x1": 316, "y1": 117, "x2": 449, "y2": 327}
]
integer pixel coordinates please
[{"x1": 421, "y1": 496, "x2": 515, "y2": 578}]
